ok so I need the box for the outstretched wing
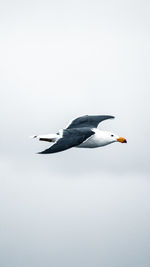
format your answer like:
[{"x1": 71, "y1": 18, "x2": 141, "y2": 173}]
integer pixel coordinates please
[
  {"x1": 38, "y1": 128, "x2": 94, "y2": 154},
  {"x1": 66, "y1": 115, "x2": 115, "y2": 129}
]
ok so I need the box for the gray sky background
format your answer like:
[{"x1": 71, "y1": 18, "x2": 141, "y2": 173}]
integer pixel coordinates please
[{"x1": 0, "y1": 0, "x2": 150, "y2": 266}]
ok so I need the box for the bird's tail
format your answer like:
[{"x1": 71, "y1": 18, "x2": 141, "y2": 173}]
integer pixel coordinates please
[{"x1": 30, "y1": 133, "x2": 58, "y2": 143}]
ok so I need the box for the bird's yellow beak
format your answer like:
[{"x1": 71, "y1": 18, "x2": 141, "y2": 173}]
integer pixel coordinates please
[{"x1": 117, "y1": 137, "x2": 127, "y2": 143}]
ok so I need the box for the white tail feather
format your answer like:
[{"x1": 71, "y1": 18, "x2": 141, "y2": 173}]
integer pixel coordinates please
[{"x1": 30, "y1": 133, "x2": 59, "y2": 142}]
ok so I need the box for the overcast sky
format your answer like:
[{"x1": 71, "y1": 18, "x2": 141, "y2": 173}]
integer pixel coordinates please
[{"x1": 0, "y1": 0, "x2": 150, "y2": 266}]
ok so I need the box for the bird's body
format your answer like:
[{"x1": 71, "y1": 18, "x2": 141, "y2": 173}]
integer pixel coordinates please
[
  {"x1": 32, "y1": 115, "x2": 127, "y2": 154},
  {"x1": 77, "y1": 129, "x2": 116, "y2": 148}
]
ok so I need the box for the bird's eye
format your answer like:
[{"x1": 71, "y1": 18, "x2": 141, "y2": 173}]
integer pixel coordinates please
[{"x1": 111, "y1": 134, "x2": 114, "y2": 137}]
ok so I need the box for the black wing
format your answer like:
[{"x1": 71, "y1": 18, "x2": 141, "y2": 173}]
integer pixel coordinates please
[
  {"x1": 38, "y1": 128, "x2": 94, "y2": 154},
  {"x1": 66, "y1": 115, "x2": 115, "y2": 129}
]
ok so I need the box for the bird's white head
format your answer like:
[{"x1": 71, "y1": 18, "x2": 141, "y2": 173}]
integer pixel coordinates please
[{"x1": 95, "y1": 130, "x2": 127, "y2": 147}]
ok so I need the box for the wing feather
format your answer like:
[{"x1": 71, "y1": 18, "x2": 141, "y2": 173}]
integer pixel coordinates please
[
  {"x1": 66, "y1": 115, "x2": 115, "y2": 129},
  {"x1": 38, "y1": 128, "x2": 94, "y2": 154}
]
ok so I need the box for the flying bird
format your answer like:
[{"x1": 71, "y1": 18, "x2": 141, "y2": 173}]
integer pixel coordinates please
[{"x1": 32, "y1": 115, "x2": 127, "y2": 154}]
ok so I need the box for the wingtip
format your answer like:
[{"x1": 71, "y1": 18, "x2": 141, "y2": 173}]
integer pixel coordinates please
[
  {"x1": 101, "y1": 115, "x2": 115, "y2": 120},
  {"x1": 36, "y1": 150, "x2": 49, "y2": 154},
  {"x1": 107, "y1": 115, "x2": 115, "y2": 119},
  {"x1": 30, "y1": 135, "x2": 37, "y2": 139}
]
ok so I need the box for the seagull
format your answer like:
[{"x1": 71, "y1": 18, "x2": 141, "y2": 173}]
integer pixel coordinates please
[{"x1": 32, "y1": 115, "x2": 127, "y2": 154}]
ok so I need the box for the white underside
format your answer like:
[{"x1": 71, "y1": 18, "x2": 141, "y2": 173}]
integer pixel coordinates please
[{"x1": 77, "y1": 135, "x2": 105, "y2": 148}]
